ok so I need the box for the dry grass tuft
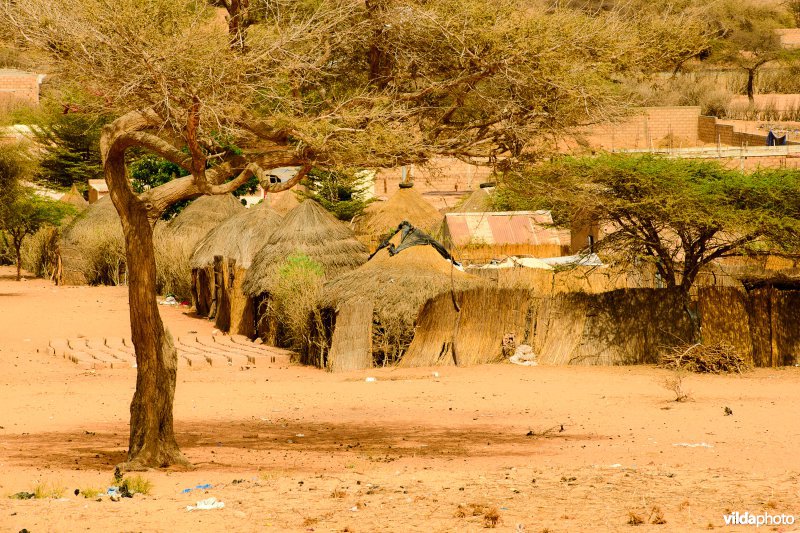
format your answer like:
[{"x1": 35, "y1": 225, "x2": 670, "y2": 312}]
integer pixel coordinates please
[
  {"x1": 483, "y1": 507, "x2": 501, "y2": 528},
  {"x1": 79, "y1": 487, "x2": 102, "y2": 499},
  {"x1": 454, "y1": 502, "x2": 500, "y2": 527},
  {"x1": 330, "y1": 487, "x2": 348, "y2": 498},
  {"x1": 649, "y1": 505, "x2": 666, "y2": 525},
  {"x1": 659, "y1": 342, "x2": 751, "y2": 374},
  {"x1": 33, "y1": 481, "x2": 65, "y2": 499},
  {"x1": 627, "y1": 511, "x2": 644, "y2": 526}
]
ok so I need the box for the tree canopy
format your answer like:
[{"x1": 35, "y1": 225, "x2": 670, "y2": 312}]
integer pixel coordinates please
[{"x1": 0, "y1": 144, "x2": 73, "y2": 280}]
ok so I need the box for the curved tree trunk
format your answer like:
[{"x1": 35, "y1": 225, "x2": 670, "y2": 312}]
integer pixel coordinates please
[
  {"x1": 104, "y1": 134, "x2": 188, "y2": 470},
  {"x1": 100, "y1": 108, "x2": 308, "y2": 469}
]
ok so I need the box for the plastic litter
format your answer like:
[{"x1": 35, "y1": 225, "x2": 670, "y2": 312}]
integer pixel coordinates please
[
  {"x1": 158, "y1": 295, "x2": 177, "y2": 306},
  {"x1": 672, "y1": 442, "x2": 713, "y2": 448},
  {"x1": 182, "y1": 483, "x2": 213, "y2": 493},
  {"x1": 509, "y1": 344, "x2": 538, "y2": 366},
  {"x1": 187, "y1": 497, "x2": 225, "y2": 511},
  {"x1": 365, "y1": 377, "x2": 377, "y2": 382}
]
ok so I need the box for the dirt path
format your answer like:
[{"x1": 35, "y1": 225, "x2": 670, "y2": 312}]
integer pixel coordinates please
[{"x1": 1, "y1": 266, "x2": 799, "y2": 532}]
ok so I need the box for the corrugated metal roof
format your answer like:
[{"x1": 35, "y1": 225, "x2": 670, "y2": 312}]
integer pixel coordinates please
[{"x1": 445, "y1": 211, "x2": 562, "y2": 246}]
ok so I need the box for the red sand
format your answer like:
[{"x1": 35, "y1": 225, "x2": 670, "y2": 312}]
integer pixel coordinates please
[{"x1": 1, "y1": 265, "x2": 799, "y2": 532}]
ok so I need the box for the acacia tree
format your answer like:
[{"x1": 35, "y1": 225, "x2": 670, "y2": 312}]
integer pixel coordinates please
[
  {"x1": 709, "y1": 1, "x2": 797, "y2": 103},
  {"x1": 497, "y1": 155, "x2": 800, "y2": 296},
  {"x1": 2, "y1": 0, "x2": 700, "y2": 468},
  {"x1": 0, "y1": 188, "x2": 72, "y2": 280}
]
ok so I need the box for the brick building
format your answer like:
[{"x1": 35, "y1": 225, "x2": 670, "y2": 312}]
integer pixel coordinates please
[{"x1": 0, "y1": 69, "x2": 44, "y2": 109}]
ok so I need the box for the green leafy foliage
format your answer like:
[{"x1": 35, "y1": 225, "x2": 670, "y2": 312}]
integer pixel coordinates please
[
  {"x1": 129, "y1": 154, "x2": 190, "y2": 220},
  {"x1": 298, "y1": 168, "x2": 372, "y2": 221},
  {"x1": 271, "y1": 253, "x2": 324, "y2": 353},
  {"x1": 30, "y1": 110, "x2": 105, "y2": 190},
  {"x1": 0, "y1": 188, "x2": 73, "y2": 278},
  {"x1": 497, "y1": 154, "x2": 800, "y2": 293}
]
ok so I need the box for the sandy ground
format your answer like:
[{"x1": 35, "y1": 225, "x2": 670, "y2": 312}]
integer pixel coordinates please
[{"x1": 1, "y1": 265, "x2": 800, "y2": 532}]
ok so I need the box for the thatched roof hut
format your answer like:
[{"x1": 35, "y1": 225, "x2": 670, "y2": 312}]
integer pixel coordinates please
[
  {"x1": 164, "y1": 194, "x2": 244, "y2": 238},
  {"x1": 456, "y1": 184, "x2": 494, "y2": 213},
  {"x1": 188, "y1": 202, "x2": 284, "y2": 336},
  {"x1": 243, "y1": 200, "x2": 368, "y2": 297},
  {"x1": 59, "y1": 183, "x2": 88, "y2": 211},
  {"x1": 155, "y1": 194, "x2": 245, "y2": 299},
  {"x1": 190, "y1": 202, "x2": 283, "y2": 270},
  {"x1": 318, "y1": 235, "x2": 485, "y2": 371},
  {"x1": 59, "y1": 195, "x2": 125, "y2": 285},
  {"x1": 353, "y1": 185, "x2": 443, "y2": 249}
]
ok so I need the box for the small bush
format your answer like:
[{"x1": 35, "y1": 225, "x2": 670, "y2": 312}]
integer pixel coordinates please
[
  {"x1": 120, "y1": 474, "x2": 152, "y2": 496},
  {"x1": 0, "y1": 231, "x2": 14, "y2": 265},
  {"x1": 663, "y1": 372, "x2": 691, "y2": 403},
  {"x1": 483, "y1": 507, "x2": 500, "y2": 528},
  {"x1": 21, "y1": 225, "x2": 60, "y2": 279},
  {"x1": 269, "y1": 253, "x2": 324, "y2": 354}
]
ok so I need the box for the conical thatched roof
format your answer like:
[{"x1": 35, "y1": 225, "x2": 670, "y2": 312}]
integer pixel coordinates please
[
  {"x1": 243, "y1": 200, "x2": 369, "y2": 296},
  {"x1": 60, "y1": 195, "x2": 125, "y2": 285},
  {"x1": 60, "y1": 183, "x2": 88, "y2": 211},
  {"x1": 354, "y1": 186, "x2": 443, "y2": 240},
  {"x1": 323, "y1": 238, "x2": 484, "y2": 323},
  {"x1": 154, "y1": 194, "x2": 245, "y2": 299},
  {"x1": 268, "y1": 189, "x2": 303, "y2": 216},
  {"x1": 164, "y1": 193, "x2": 245, "y2": 239},
  {"x1": 456, "y1": 186, "x2": 494, "y2": 212},
  {"x1": 190, "y1": 202, "x2": 283, "y2": 270}
]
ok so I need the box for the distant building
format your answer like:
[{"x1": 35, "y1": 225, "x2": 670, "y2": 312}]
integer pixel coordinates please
[
  {"x1": 88, "y1": 179, "x2": 108, "y2": 204},
  {"x1": 0, "y1": 69, "x2": 44, "y2": 108},
  {"x1": 442, "y1": 211, "x2": 570, "y2": 264}
]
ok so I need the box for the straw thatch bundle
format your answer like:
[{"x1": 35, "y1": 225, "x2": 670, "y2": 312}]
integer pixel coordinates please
[
  {"x1": 319, "y1": 240, "x2": 485, "y2": 371},
  {"x1": 163, "y1": 194, "x2": 244, "y2": 238},
  {"x1": 243, "y1": 200, "x2": 368, "y2": 297},
  {"x1": 353, "y1": 186, "x2": 443, "y2": 249},
  {"x1": 190, "y1": 202, "x2": 282, "y2": 270},
  {"x1": 59, "y1": 183, "x2": 88, "y2": 211},
  {"x1": 155, "y1": 194, "x2": 244, "y2": 299},
  {"x1": 59, "y1": 195, "x2": 125, "y2": 285}
]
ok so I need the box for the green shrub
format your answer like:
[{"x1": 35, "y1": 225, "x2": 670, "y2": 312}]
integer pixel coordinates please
[{"x1": 269, "y1": 253, "x2": 324, "y2": 355}]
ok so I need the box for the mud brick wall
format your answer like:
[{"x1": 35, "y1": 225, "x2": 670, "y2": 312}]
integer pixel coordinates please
[
  {"x1": 698, "y1": 115, "x2": 800, "y2": 147},
  {"x1": 0, "y1": 70, "x2": 41, "y2": 107},
  {"x1": 582, "y1": 106, "x2": 702, "y2": 150}
]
